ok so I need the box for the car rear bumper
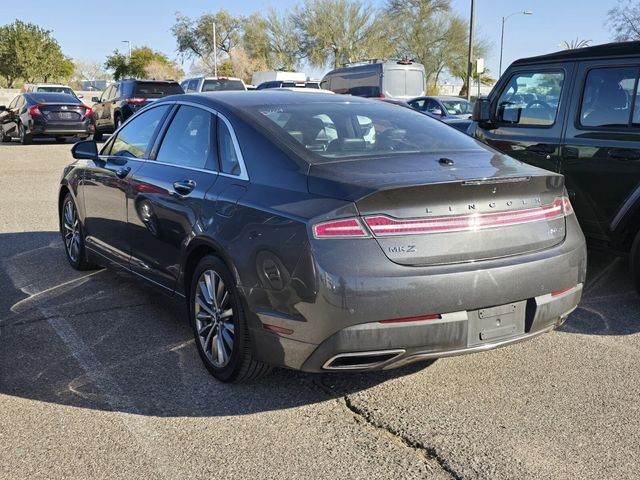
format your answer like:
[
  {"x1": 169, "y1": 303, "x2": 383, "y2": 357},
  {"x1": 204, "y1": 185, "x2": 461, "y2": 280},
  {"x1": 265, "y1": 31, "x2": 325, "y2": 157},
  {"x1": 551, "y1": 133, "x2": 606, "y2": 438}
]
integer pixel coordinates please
[
  {"x1": 30, "y1": 122, "x2": 94, "y2": 136},
  {"x1": 246, "y1": 214, "x2": 587, "y2": 372}
]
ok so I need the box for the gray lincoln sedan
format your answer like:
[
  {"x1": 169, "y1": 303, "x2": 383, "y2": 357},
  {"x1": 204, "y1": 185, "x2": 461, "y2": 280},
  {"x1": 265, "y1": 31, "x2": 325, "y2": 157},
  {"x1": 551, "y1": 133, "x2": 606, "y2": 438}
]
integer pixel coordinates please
[{"x1": 58, "y1": 91, "x2": 587, "y2": 382}]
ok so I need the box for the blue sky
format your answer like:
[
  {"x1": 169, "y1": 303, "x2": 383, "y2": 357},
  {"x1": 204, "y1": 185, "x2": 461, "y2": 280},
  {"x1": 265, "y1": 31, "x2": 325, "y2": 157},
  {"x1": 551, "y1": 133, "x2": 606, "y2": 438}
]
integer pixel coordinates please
[{"x1": 1, "y1": 0, "x2": 618, "y2": 80}]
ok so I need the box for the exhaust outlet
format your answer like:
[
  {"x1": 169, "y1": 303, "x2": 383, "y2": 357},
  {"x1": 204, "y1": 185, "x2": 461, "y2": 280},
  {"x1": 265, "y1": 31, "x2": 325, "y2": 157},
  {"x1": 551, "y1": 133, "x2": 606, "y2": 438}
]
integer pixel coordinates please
[{"x1": 322, "y1": 349, "x2": 405, "y2": 370}]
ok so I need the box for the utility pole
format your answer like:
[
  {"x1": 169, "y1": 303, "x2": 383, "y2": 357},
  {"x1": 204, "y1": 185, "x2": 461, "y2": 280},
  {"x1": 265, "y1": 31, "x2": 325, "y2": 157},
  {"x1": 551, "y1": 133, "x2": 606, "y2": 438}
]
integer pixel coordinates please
[
  {"x1": 466, "y1": 0, "x2": 475, "y2": 101},
  {"x1": 122, "y1": 40, "x2": 131, "y2": 61},
  {"x1": 212, "y1": 22, "x2": 218, "y2": 77}
]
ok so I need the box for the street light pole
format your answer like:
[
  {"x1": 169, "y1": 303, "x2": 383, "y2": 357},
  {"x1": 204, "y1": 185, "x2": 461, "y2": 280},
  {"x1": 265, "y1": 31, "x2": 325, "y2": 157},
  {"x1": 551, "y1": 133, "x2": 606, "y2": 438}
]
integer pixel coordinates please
[
  {"x1": 122, "y1": 40, "x2": 131, "y2": 60},
  {"x1": 466, "y1": 0, "x2": 475, "y2": 101},
  {"x1": 212, "y1": 22, "x2": 217, "y2": 77},
  {"x1": 499, "y1": 11, "x2": 533, "y2": 77}
]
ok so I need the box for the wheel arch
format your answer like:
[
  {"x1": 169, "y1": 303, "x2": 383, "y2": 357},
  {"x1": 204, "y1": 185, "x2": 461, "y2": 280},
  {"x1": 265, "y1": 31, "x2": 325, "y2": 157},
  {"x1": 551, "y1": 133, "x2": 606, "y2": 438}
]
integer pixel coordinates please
[{"x1": 180, "y1": 237, "x2": 241, "y2": 301}]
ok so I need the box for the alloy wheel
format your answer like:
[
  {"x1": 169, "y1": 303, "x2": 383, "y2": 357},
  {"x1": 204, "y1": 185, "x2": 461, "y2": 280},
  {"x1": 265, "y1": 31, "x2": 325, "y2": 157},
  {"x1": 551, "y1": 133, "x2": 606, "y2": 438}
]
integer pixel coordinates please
[
  {"x1": 63, "y1": 199, "x2": 81, "y2": 262},
  {"x1": 194, "y1": 269, "x2": 235, "y2": 368}
]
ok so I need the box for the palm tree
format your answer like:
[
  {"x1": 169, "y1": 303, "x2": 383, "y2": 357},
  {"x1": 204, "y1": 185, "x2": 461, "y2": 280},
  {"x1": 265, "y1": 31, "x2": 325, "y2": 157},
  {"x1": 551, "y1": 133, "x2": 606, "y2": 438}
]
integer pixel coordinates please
[{"x1": 560, "y1": 38, "x2": 592, "y2": 50}]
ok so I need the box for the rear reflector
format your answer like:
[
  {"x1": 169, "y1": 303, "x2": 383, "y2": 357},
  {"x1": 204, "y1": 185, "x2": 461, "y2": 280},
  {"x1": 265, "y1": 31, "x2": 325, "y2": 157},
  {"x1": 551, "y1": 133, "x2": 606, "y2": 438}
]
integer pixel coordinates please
[
  {"x1": 262, "y1": 323, "x2": 294, "y2": 335},
  {"x1": 551, "y1": 285, "x2": 576, "y2": 297},
  {"x1": 365, "y1": 197, "x2": 571, "y2": 236},
  {"x1": 313, "y1": 218, "x2": 369, "y2": 238},
  {"x1": 379, "y1": 314, "x2": 441, "y2": 324}
]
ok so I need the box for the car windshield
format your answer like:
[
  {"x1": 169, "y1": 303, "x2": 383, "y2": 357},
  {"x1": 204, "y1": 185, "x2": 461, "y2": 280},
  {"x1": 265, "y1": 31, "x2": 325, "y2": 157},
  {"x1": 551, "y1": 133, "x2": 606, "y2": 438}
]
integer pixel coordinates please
[
  {"x1": 26, "y1": 93, "x2": 80, "y2": 104},
  {"x1": 202, "y1": 79, "x2": 245, "y2": 91},
  {"x1": 248, "y1": 101, "x2": 481, "y2": 163},
  {"x1": 36, "y1": 86, "x2": 75, "y2": 96},
  {"x1": 441, "y1": 99, "x2": 473, "y2": 115},
  {"x1": 133, "y1": 82, "x2": 183, "y2": 97}
]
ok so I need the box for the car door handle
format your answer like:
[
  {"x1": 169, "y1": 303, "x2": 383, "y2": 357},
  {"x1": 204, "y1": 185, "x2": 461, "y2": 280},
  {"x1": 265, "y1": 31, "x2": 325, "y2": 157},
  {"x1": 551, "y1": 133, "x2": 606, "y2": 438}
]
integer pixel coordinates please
[
  {"x1": 608, "y1": 148, "x2": 640, "y2": 160},
  {"x1": 173, "y1": 180, "x2": 196, "y2": 195},
  {"x1": 115, "y1": 167, "x2": 131, "y2": 178},
  {"x1": 527, "y1": 143, "x2": 556, "y2": 156}
]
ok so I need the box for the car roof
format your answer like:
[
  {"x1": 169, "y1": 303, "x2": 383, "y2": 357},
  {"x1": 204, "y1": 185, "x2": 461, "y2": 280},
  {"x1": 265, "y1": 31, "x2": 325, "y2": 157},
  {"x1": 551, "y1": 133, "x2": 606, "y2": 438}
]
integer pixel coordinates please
[
  {"x1": 156, "y1": 91, "x2": 379, "y2": 114},
  {"x1": 24, "y1": 92, "x2": 80, "y2": 102},
  {"x1": 512, "y1": 40, "x2": 640, "y2": 66}
]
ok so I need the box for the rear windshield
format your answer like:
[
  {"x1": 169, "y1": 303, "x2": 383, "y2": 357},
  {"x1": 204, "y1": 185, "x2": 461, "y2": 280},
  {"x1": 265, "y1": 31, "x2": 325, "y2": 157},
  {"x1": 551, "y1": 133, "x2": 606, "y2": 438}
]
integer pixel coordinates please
[
  {"x1": 202, "y1": 79, "x2": 245, "y2": 92},
  {"x1": 248, "y1": 101, "x2": 481, "y2": 163},
  {"x1": 385, "y1": 69, "x2": 425, "y2": 98},
  {"x1": 133, "y1": 82, "x2": 183, "y2": 97},
  {"x1": 36, "y1": 86, "x2": 75, "y2": 96},
  {"x1": 26, "y1": 93, "x2": 80, "y2": 104},
  {"x1": 442, "y1": 99, "x2": 473, "y2": 115}
]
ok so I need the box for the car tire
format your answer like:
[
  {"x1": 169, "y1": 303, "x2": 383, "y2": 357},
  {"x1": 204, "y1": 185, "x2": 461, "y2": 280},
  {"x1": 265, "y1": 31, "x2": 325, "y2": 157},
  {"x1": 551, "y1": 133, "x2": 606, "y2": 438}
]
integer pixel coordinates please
[
  {"x1": 114, "y1": 115, "x2": 122, "y2": 130},
  {"x1": 93, "y1": 131, "x2": 103, "y2": 142},
  {"x1": 631, "y1": 230, "x2": 640, "y2": 295},
  {"x1": 189, "y1": 255, "x2": 272, "y2": 383},
  {"x1": 19, "y1": 124, "x2": 32, "y2": 145},
  {"x1": 55, "y1": 137, "x2": 66, "y2": 143},
  {"x1": 60, "y1": 193, "x2": 95, "y2": 271},
  {"x1": 0, "y1": 127, "x2": 10, "y2": 143}
]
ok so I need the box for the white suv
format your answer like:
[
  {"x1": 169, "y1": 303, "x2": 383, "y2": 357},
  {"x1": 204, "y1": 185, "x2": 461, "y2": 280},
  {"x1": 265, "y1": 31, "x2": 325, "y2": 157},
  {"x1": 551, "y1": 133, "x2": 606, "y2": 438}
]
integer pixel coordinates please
[{"x1": 180, "y1": 76, "x2": 247, "y2": 93}]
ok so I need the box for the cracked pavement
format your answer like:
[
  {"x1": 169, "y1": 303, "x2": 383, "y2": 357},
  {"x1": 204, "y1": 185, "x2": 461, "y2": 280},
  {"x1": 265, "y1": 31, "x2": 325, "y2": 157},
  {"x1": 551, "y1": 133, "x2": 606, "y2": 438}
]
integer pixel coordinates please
[{"x1": 1, "y1": 141, "x2": 639, "y2": 479}]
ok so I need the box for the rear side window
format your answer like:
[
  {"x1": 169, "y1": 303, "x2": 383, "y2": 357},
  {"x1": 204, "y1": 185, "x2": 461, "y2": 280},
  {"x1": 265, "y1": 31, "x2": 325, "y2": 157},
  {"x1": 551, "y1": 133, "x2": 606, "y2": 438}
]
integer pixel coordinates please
[
  {"x1": 107, "y1": 105, "x2": 170, "y2": 158},
  {"x1": 496, "y1": 71, "x2": 564, "y2": 126},
  {"x1": 218, "y1": 118, "x2": 242, "y2": 175},
  {"x1": 156, "y1": 105, "x2": 216, "y2": 170},
  {"x1": 133, "y1": 82, "x2": 183, "y2": 97},
  {"x1": 580, "y1": 66, "x2": 639, "y2": 128}
]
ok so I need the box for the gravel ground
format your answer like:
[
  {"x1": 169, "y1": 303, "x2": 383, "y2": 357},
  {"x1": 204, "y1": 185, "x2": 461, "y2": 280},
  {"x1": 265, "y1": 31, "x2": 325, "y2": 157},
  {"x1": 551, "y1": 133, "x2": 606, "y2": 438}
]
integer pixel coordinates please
[{"x1": 1, "y1": 139, "x2": 639, "y2": 479}]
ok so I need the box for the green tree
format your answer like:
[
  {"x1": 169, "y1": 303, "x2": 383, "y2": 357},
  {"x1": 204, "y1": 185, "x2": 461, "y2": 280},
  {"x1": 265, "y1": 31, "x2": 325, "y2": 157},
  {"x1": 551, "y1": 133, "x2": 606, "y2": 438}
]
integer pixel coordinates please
[
  {"x1": 294, "y1": 0, "x2": 392, "y2": 69},
  {"x1": 105, "y1": 46, "x2": 179, "y2": 80},
  {"x1": 0, "y1": 20, "x2": 73, "y2": 86},
  {"x1": 172, "y1": 11, "x2": 243, "y2": 74},
  {"x1": 266, "y1": 9, "x2": 302, "y2": 70}
]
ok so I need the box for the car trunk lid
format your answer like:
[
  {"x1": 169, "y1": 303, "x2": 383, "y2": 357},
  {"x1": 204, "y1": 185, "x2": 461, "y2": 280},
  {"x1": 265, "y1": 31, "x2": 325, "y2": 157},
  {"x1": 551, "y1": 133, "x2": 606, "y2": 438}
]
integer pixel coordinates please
[{"x1": 308, "y1": 151, "x2": 568, "y2": 266}]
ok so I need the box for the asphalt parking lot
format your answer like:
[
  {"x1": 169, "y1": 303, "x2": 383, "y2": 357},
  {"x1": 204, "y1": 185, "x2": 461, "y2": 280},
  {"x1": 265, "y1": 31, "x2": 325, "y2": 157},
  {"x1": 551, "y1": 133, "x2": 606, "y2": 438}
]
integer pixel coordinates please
[{"x1": 1, "y1": 139, "x2": 639, "y2": 480}]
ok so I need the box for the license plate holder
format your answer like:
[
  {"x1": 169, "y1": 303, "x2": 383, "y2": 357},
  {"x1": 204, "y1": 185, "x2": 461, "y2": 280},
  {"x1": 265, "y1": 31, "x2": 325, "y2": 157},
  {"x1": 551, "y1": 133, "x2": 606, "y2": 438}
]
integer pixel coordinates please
[{"x1": 468, "y1": 301, "x2": 526, "y2": 346}]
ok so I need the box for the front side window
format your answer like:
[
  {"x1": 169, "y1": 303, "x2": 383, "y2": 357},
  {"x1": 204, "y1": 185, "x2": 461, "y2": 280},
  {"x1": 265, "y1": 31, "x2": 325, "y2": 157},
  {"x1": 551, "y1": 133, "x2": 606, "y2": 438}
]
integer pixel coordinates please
[
  {"x1": 580, "y1": 66, "x2": 638, "y2": 128},
  {"x1": 101, "y1": 86, "x2": 113, "y2": 102},
  {"x1": 496, "y1": 71, "x2": 564, "y2": 126},
  {"x1": 442, "y1": 99, "x2": 473, "y2": 116},
  {"x1": 187, "y1": 79, "x2": 199, "y2": 92},
  {"x1": 107, "y1": 105, "x2": 170, "y2": 158},
  {"x1": 156, "y1": 105, "x2": 216, "y2": 170}
]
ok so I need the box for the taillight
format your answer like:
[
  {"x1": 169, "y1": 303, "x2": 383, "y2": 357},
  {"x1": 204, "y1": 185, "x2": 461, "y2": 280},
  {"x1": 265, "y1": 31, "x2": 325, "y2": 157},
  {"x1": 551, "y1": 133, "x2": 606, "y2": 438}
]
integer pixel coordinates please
[
  {"x1": 313, "y1": 218, "x2": 369, "y2": 239},
  {"x1": 561, "y1": 195, "x2": 574, "y2": 216},
  {"x1": 126, "y1": 97, "x2": 147, "y2": 105},
  {"x1": 28, "y1": 104, "x2": 44, "y2": 117},
  {"x1": 82, "y1": 105, "x2": 93, "y2": 119},
  {"x1": 379, "y1": 93, "x2": 386, "y2": 99},
  {"x1": 551, "y1": 285, "x2": 576, "y2": 297},
  {"x1": 364, "y1": 197, "x2": 572, "y2": 237}
]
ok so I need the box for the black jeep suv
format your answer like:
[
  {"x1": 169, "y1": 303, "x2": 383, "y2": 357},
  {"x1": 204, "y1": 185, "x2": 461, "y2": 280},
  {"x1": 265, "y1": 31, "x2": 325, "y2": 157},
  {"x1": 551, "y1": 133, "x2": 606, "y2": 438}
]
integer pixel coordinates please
[
  {"x1": 90, "y1": 79, "x2": 183, "y2": 141},
  {"x1": 471, "y1": 41, "x2": 640, "y2": 292}
]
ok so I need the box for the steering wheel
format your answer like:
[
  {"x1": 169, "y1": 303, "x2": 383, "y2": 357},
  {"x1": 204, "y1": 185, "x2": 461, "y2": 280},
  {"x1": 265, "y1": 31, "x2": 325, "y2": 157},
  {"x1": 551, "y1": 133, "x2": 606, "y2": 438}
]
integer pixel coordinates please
[{"x1": 526, "y1": 100, "x2": 552, "y2": 110}]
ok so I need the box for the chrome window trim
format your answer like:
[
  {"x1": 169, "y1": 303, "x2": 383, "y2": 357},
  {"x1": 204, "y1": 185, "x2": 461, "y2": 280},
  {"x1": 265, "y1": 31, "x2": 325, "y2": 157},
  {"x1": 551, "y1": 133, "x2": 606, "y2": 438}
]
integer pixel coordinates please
[
  {"x1": 97, "y1": 100, "x2": 249, "y2": 181},
  {"x1": 169, "y1": 100, "x2": 249, "y2": 181}
]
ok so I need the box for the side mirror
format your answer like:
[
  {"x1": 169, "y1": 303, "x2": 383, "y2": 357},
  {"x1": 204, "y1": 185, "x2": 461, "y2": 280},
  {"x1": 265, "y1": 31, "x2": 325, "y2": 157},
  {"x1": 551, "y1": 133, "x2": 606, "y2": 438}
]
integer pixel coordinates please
[
  {"x1": 0, "y1": 105, "x2": 6, "y2": 112},
  {"x1": 77, "y1": 94, "x2": 84, "y2": 99},
  {"x1": 472, "y1": 97, "x2": 492, "y2": 123},
  {"x1": 91, "y1": 96, "x2": 100, "y2": 103},
  {"x1": 71, "y1": 140, "x2": 99, "y2": 161}
]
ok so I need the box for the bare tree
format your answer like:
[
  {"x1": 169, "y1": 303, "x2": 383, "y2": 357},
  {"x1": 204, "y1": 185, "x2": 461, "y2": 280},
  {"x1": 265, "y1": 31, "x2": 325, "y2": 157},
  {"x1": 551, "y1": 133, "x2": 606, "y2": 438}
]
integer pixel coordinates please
[{"x1": 607, "y1": 0, "x2": 640, "y2": 41}]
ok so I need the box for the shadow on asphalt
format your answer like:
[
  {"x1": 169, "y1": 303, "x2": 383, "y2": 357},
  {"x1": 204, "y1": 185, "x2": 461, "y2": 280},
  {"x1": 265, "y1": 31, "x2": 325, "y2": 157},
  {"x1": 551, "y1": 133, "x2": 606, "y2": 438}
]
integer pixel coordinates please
[
  {"x1": 0, "y1": 231, "x2": 433, "y2": 417},
  {"x1": 558, "y1": 251, "x2": 640, "y2": 336},
  {"x1": 1, "y1": 232, "x2": 638, "y2": 417}
]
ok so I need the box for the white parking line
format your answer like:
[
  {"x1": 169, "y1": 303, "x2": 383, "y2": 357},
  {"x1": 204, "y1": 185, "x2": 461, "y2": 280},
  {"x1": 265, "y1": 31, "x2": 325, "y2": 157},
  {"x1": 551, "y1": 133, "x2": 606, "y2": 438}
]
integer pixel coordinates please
[{"x1": 42, "y1": 306, "x2": 174, "y2": 478}]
